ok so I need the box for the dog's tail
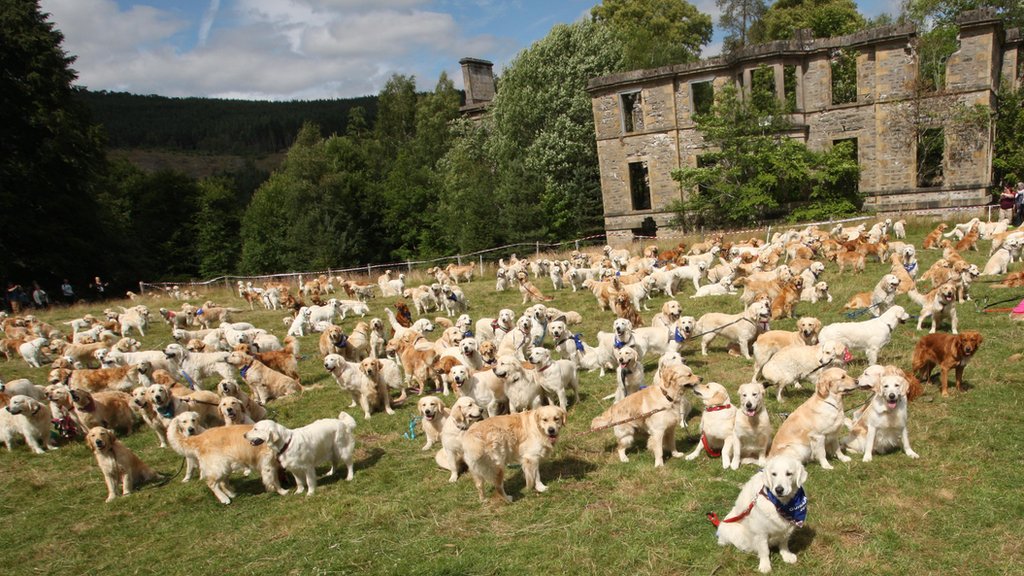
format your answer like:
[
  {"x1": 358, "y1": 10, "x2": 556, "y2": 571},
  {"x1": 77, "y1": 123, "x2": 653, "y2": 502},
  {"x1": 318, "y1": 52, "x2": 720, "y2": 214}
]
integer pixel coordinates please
[
  {"x1": 283, "y1": 336, "x2": 300, "y2": 359},
  {"x1": 384, "y1": 308, "x2": 403, "y2": 333},
  {"x1": 906, "y1": 288, "x2": 928, "y2": 307},
  {"x1": 337, "y1": 410, "x2": 357, "y2": 432}
]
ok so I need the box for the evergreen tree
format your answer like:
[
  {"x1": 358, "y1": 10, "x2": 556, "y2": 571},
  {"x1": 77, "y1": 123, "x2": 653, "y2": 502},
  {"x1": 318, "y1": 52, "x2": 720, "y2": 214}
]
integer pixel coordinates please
[
  {"x1": 717, "y1": 0, "x2": 768, "y2": 51},
  {"x1": 0, "y1": 0, "x2": 107, "y2": 282}
]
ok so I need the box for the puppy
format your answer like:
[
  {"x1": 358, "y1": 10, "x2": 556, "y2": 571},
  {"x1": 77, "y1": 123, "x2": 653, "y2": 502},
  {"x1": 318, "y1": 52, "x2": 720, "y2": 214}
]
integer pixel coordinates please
[
  {"x1": 728, "y1": 382, "x2": 773, "y2": 470},
  {"x1": 86, "y1": 426, "x2": 160, "y2": 502},
  {"x1": 462, "y1": 405, "x2": 567, "y2": 502},
  {"x1": 5, "y1": 395, "x2": 56, "y2": 453},
  {"x1": 590, "y1": 364, "x2": 700, "y2": 467},
  {"x1": 911, "y1": 331, "x2": 982, "y2": 397},
  {"x1": 417, "y1": 396, "x2": 448, "y2": 451},
  {"x1": 712, "y1": 456, "x2": 808, "y2": 573},
  {"x1": 434, "y1": 396, "x2": 484, "y2": 482},
  {"x1": 684, "y1": 382, "x2": 737, "y2": 466},
  {"x1": 842, "y1": 372, "x2": 919, "y2": 461},
  {"x1": 769, "y1": 367, "x2": 867, "y2": 469},
  {"x1": 244, "y1": 413, "x2": 357, "y2": 494}
]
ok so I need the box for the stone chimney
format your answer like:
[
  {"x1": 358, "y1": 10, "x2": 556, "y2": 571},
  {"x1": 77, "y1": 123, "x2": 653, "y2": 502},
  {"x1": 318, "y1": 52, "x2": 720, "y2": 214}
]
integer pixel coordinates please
[{"x1": 460, "y1": 58, "x2": 495, "y2": 106}]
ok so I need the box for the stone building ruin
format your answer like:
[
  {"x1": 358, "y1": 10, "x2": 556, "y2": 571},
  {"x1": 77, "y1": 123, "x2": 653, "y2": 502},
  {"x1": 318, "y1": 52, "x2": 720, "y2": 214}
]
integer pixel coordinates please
[{"x1": 586, "y1": 8, "x2": 1023, "y2": 243}]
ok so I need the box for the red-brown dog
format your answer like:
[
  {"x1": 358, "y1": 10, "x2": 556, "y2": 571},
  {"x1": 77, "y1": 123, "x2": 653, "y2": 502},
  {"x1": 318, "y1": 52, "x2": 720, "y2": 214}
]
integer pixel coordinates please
[{"x1": 911, "y1": 331, "x2": 983, "y2": 396}]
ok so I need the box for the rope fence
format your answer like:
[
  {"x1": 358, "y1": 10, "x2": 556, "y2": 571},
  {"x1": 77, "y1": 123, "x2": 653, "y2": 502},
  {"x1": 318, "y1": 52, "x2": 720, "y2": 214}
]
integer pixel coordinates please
[{"x1": 138, "y1": 203, "x2": 996, "y2": 295}]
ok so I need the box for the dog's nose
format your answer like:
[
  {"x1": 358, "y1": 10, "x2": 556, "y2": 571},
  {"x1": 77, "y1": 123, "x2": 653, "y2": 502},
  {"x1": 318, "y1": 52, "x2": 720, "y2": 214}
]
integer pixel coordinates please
[
  {"x1": 187, "y1": 427, "x2": 196, "y2": 435},
  {"x1": 775, "y1": 486, "x2": 785, "y2": 496}
]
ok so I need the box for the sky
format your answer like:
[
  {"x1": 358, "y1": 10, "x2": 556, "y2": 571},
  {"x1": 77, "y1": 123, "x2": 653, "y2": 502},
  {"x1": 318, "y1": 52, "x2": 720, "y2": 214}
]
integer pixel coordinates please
[{"x1": 39, "y1": 0, "x2": 902, "y2": 101}]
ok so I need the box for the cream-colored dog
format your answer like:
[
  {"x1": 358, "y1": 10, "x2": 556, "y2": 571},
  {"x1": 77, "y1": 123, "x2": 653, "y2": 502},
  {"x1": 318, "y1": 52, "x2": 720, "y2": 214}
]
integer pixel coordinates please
[
  {"x1": 759, "y1": 341, "x2": 847, "y2": 402},
  {"x1": 243, "y1": 413, "x2": 357, "y2": 494},
  {"x1": 434, "y1": 396, "x2": 484, "y2": 482},
  {"x1": 417, "y1": 396, "x2": 448, "y2": 451},
  {"x1": 727, "y1": 382, "x2": 773, "y2": 469},
  {"x1": 713, "y1": 455, "x2": 808, "y2": 573},
  {"x1": 696, "y1": 301, "x2": 771, "y2": 359},
  {"x1": 842, "y1": 372, "x2": 919, "y2": 462},
  {"x1": 590, "y1": 364, "x2": 700, "y2": 467},
  {"x1": 5, "y1": 395, "x2": 56, "y2": 453},
  {"x1": 684, "y1": 382, "x2": 737, "y2": 467}
]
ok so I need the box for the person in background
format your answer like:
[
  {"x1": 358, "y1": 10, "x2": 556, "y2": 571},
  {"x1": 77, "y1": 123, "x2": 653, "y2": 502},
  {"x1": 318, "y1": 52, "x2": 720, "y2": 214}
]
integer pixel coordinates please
[
  {"x1": 61, "y1": 279, "x2": 75, "y2": 305},
  {"x1": 90, "y1": 276, "x2": 108, "y2": 301},
  {"x1": 7, "y1": 282, "x2": 25, "y2": 314},
  {"x1": 1000, "y1": 181, "x2": 1016, "y2": 221},
  {"x1": 1015, "y1": 182, "x2": 1024, "y2": 227},
  {"x1": 31, "y1": 281, "x2": 49, "y2": 309}
]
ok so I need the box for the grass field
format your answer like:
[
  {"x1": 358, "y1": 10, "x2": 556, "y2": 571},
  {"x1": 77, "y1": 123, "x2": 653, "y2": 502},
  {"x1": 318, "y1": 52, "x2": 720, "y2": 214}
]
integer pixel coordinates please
[{"x1": 2, "y1": 219, "x2": 1024, "y2": 576}]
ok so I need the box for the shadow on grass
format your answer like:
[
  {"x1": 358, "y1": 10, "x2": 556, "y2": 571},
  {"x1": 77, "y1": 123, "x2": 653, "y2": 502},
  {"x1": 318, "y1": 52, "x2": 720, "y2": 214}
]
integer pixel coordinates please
[{"x1": 790, "y1": 525, "x2": 817, "y2": 553}]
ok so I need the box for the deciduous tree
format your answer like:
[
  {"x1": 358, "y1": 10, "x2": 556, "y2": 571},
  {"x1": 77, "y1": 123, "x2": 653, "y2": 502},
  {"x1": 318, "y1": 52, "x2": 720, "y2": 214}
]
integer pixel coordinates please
[{"x1": 591, "y1": 0, "x2": 712, "y2": 69}]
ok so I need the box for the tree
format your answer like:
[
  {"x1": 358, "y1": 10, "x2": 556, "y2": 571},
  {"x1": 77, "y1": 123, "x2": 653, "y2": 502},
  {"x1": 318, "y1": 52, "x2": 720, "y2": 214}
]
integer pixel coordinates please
[
  {"x1": 0, "y1": 1, "x2": 108, "y2": 283},
  {"x1": 195, "y1": 178, "x2": 241, "y2": 278},
  {"x1": 670, "y1": 84, "x2": 860, "y2": 227},
  {"x1": 482, "y1": 20, "x2": 626, "y2": 242},
  {"x1": 994, "y1": 84, "x2": 1024, "y2": 188},
  {"x1": 591, "y1": 0, "x2": 712, "y2": 69},
  {"x1": 750, "y1": 0, "x2": 865, "y2": 43},
  {"x1": 901, "y1": 0, "x2": 1024, "y2": 30},
  {"x1": 717, "y1": 0, "x2": 767, "y2": 51}
]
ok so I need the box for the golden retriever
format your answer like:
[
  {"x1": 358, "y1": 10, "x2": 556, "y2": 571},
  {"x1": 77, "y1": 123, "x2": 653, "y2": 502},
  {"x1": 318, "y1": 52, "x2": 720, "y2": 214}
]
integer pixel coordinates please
[
  {"x1": 462, "y1": 405, "x2": 567, "y2": 502},
  {"x1": 243, "y1": 413, "x2": 357, "y2": 494},
  {"x1": 908, "y1": 283, "x2": 958, "y2": 334},
  {"x1": 5, "y1": 395, "x2": 56, "y2": 453},
  {"x1": 590, "y1": 364, "x2": 700, "y2": 467},
  {"x1": 684, "y1": 382, "x2": 736, "y2": 466},
  {"x1": 728, "y1": 382, "x2": 773, "y2": 469},
  {"x1": 769, "y1": 367, "x2": 867, "y2": 469},
  {"x1": 227, "y1": 351, "x2": 302, "y2": 404},
  {"x1": 417, "y1": 396, "x2": 448, "y2": 451},
  {"x1": 69, "y1": 388, "x2": 136, "y2": 435},
  {"x1": 216, "y1": 379, "x2": 266, "y2": 422},
  {"x1": 86, "y1": 426, "x2": 160, "y2": 502},
  {"x1": 842, "y1": 371, "x2": 919, "y2": 461},
  {"x1": 434, "y1": 396, "x2": 484, "y2": 482},
  {"x1": 713, "y1": 456, "x2": 808, "y2": 573},
  {"x1": 911, "y1": 331, "x2": 983, "y2": 397},
  {"x1": 166, "y1": 412, "x2": 283, "y2": 504},
  {"x1": 218, "y1": 396, "x2": 255, "y2": 425}
]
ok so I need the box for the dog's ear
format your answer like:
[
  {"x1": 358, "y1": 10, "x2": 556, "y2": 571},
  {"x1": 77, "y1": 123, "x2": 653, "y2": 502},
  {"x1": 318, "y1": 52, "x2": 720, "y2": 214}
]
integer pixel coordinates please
[
  {"x1": 450, "y1": 403, "x2": 465, "y2": 427},
  {"x1": 815, "y1": 374, "x2": 832, "y2": 398},
  {"x1": 796, "y1": 462, "x2": 808, "y2": 487}
]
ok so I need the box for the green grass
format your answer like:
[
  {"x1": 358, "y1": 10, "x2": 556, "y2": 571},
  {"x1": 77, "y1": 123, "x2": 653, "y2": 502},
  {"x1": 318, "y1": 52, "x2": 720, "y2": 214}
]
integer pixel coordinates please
[{"x1": 3, "y1": 221, "x2": 1024, "y2": 576}]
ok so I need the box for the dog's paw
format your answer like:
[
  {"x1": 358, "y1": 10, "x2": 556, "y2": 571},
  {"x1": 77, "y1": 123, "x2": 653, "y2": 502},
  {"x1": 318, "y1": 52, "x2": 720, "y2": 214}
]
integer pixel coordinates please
[
  {"x1": 758, "y1": 559, "x2": 773, "y2": 573},
  {"x1": 906, "y1": 450, "x2": 920, "y2": 459},
  {"x1": 685, "y1": 453, "x2": 699, "y2": 461},
  {"x1": 781, "y1": 551, "x2": 798, "y2": 564}
]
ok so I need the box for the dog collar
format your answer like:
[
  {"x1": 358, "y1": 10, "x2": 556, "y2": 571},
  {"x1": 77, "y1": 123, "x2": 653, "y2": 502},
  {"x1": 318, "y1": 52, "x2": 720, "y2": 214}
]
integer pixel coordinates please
[
  {"x1": 761, "y1": 486, "x2": 807, "y2": 527},
  {"x1": 462, "y1": 330, "x2": 473, "y2": 339},
  {"x1": 613, "y1": 336, "x2": 629, "y2": 349},
  {"x1": 333, "y1": 333, "x2": 348, "y2": 348},
  {"x1": 705, "y1": 404, "x2": 732, "y2": 412},
  {"x1": 537, "y1": 362, "x2": 551, "y2": 373},
  {"x1": 447, "y1": 293, "x2": 459, "y2": 302},
  {"x1": 659, "y1": 386, "x2": 674, "y2": 403},
  {"x1": 277, "y1": 437, "x2": 292, "y2": 456},
  {"x1": 672, "y1": 327, "x2": 686, "y2": 343},
  {"x1": 156, "y1": 402, "x2": 175, "y2": 420},
  {"x1": 239, "y1": 362, "x2": 253, "y2": 379}
]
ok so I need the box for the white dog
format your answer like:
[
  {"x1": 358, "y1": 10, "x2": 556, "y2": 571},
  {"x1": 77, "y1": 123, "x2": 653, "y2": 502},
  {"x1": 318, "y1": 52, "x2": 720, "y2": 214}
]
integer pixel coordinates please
[
  {"x1": 818, "y1": 305, "x2": 909, "y2": 365},
  {"x1": 417, "y1": 396, "x2": 448, "y2": 451},
  {"x1": 696, "y1": 301, "x2": 771, "y2": 359},
  {"x1": 434, "y1": 396, "x2": 484, "y2": 482},
  {"x1": 727, "y1": 382, "x2": 773, "y2": 469},
  {"x1": 685, "y1": 382, "x2": 736, "y2": 466},
  {"x1": 244, "y1": 413, "x2": 357, "y2": 495},
  {"x1": 4, "y1": 395, "x2": 56, "y2": 453},
  {"x1": 18, "y1": 337, "x2": 49, "y2": 368},
  {"x1": 712, "y1": 456, "x2": 808, "y2": 573},
  {"x1": 842, "y1": 372, "x2": 919, "y2": 462}
]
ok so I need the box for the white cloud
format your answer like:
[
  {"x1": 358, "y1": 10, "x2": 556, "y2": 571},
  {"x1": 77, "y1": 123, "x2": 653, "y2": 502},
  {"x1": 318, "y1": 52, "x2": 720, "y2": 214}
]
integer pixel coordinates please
[
  {"x1": 40, "y1": 0, "x2": 504, "y2": 99},
  {"x1": 198, "y1": 0, "x2": 221, "y2": 47}
]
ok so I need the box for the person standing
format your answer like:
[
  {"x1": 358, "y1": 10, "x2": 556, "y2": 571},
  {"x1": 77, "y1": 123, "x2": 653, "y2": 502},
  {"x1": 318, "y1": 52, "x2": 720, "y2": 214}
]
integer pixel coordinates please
[
  {"x1": 7, "y1": 282, "x2": 25, "y2": 314},
  {"x1": 1015, "y1": 182, "x2": 1024, "y2": 227},
  {"x1": 90, "y1": 276, "x2": 108, "y2": 301},
  {"x1": 31, "y1": 281, "x2": 49, "y2": 309},
  {"x1": 61, "y1": 279, "x2": 75, "y2": 305}
]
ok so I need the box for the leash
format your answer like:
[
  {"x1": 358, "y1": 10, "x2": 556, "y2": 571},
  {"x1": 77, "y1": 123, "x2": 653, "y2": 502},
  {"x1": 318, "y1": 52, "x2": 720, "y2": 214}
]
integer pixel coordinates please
[
  {"x1": 844, "y1": 303, "x2": 881, "y2": 319},
  {"x1": 402, "y1": 415, "x2": 421, "y2": 440},
  {"x1": 575, "y1": 405, "x2": 673, "y2": 437},
  {"x1": 153, "y1": 457, "x2": 187, "y2": 487}
]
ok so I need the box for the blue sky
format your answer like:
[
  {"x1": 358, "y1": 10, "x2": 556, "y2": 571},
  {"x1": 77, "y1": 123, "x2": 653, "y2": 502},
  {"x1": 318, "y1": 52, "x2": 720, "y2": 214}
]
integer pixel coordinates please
[{"x1": 40, "y1": 0, "x2": 901, "y2": 100}]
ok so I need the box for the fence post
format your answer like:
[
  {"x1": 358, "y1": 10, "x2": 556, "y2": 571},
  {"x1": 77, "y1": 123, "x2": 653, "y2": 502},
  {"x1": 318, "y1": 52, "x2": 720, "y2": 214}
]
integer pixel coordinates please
[
  {"x1": 367, "y1": 264, "x2": 372, "y2": 278},
  {"x1": 575, "y1": 240, "x2": 580, "y2": 252},
  {"x1": 407, "y1": 261, "x2": 412, "y2": 273},
  {"x1": 765, "y1": 225, "x2": 772, "y2": 243},
  {"x1": 479, "y1": 255, "x2": 484, "y2": 277},
  {"x1": 457, "y1": 255, "x2": 462, "y2": 266},
  {"x1": 536, "y1": 241, "x2": 540, "y2": 257},
  {"x1": 138, "y1": 281, "x2": 145, "y2": 296}
]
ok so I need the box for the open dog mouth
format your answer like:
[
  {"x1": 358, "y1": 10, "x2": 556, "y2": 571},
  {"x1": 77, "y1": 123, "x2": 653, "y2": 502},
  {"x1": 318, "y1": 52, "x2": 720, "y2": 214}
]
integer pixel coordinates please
[
  {"x1": 744, "y1": 403, "x2": 757, "y2": 417},
  {"x1": 546, "y1": 428, "x2": 559, "y2": 444},
  {"x1": 249, "y1": 438, "x2": 265, "y2": 446},
  {"x1": 423, "y1": 411, "x2": 435, "y2": 421},
  {"x1": 886, "y1": 395, "x2": 899, "y2": 409}
]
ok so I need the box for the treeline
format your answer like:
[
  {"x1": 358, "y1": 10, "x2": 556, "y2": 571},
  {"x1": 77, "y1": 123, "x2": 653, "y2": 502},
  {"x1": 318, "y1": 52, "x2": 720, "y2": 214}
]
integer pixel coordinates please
[{"x1": 75, "y1": 90, "x2": 379, "y2": 155}]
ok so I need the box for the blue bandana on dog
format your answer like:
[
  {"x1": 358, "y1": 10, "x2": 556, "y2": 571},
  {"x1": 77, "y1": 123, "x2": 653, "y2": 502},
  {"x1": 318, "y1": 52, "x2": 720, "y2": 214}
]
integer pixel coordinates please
[
  {"x1": 571, "y1": 333, "x2": 585, "y2": 352},
  {"x1": 673, "y1": 327, "x2": 686, "y2": 343},
  {"x1": 760, "y1": 486, "x2": 807, "y2": 527},
  {"x1": 614, "y1": 337, "x2": 628, "y2": 349},
  {"x1": 904, "y1": 262, "x2": 917, "y2": 275}
]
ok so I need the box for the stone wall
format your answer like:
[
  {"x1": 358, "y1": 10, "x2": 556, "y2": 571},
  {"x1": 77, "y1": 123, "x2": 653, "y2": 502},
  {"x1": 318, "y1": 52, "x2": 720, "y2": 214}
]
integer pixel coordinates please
[{"x1": 587, "y1": 9, "x2": 1017, "y2": 241}]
